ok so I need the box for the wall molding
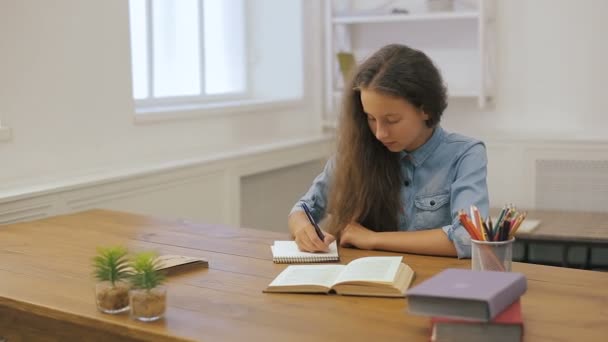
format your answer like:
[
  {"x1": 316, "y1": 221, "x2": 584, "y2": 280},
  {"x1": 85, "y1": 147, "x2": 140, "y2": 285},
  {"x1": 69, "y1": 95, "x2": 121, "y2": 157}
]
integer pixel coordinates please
[
  {"x1": 0, "y1": 202, "x2": 53, "y2": 225},
  {"x1": 0, "y1": 136, "x2": 333, "y2": 226}
]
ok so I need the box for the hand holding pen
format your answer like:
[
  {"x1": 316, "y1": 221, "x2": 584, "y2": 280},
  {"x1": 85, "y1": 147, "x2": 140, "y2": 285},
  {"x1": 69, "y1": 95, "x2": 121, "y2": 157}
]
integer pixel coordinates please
[
  {"x1": 301, "y1": 202, "x2": 325, "y2": 241},
  {"x1": 290, "y1": 202, "x2": 335, "y2": 252}
]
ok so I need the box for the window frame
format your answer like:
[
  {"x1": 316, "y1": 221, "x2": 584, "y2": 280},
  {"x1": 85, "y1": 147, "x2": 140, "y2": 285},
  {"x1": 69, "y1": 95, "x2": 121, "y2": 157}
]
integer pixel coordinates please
[
  {"x1": 130, "y1": 0, "x2": 250, "y2": 110},
  {"x1": 131, "y1": 0, "x2": 316, "y2": 124}
]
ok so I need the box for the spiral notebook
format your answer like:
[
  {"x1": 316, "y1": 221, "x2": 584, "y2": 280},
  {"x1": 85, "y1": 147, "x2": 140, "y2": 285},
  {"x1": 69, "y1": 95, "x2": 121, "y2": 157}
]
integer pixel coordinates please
[{"x1": 271, "y1": 241, "x2": 339, "y2": 264}]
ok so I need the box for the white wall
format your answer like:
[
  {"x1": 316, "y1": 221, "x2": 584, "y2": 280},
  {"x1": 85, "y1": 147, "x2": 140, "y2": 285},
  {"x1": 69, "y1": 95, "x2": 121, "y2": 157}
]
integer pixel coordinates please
[
  {"x1": 2, "y1": 0, "x2": 608, "y2": 229},
  {"x1": 241, "y1": 159, "x2": 326, "y2": 232},
  {"x1": 442, "y1": 0, "x2": 608, "y2": 141},
  {"x1": 0, "y1": 0, "x2": 324, "y2": 193},
  {"x1": 439, "y1": 0, "x2": 608, "y2": 208},
  {"x1": 337, "y1": 0, "x2": 608, "y2": 209}
]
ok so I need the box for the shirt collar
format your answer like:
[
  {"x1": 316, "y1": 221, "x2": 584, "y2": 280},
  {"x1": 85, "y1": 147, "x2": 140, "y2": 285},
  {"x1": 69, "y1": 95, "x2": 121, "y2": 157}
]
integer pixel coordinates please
[{"x1": 399, "y1": 126, "x2": 445, "y2": 167}]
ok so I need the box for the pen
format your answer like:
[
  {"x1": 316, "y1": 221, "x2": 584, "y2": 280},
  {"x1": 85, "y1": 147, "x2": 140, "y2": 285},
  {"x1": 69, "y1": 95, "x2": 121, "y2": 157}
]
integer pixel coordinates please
[{"x1": 301, "y1": 202, "x2": 325, "y2": 241}]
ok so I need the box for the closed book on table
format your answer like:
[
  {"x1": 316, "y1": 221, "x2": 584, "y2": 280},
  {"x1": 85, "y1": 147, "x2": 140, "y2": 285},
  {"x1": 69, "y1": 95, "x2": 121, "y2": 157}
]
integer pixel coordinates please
[
  {"x1": 125, "y1": 255, "x2": 209, "y2": 275},
  {"x1": 431, "y1": 299, "x2": 523, "y2": 342},
  {"x1": 406, "y1": 268, "x2": 526, "y2": 321},
  {"x1": 156, "y1": 255, "x2": 208, "y2": 274}
]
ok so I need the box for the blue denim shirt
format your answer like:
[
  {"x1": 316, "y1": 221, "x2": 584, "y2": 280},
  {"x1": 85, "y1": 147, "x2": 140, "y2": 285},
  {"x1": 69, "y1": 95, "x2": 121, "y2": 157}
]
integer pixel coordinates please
[{"x1": 290, "y1": 126, "x2": 489, "y2": 258}]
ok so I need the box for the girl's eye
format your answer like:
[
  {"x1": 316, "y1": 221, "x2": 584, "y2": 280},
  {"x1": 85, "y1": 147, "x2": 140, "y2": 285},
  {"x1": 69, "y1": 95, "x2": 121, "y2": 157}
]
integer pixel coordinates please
[
  {"x1": 367, "y1": 116, "x2": 376, "y2": 122},
  {"x1": 387, "y1": 119, "x2": 400, "y2": 124}
]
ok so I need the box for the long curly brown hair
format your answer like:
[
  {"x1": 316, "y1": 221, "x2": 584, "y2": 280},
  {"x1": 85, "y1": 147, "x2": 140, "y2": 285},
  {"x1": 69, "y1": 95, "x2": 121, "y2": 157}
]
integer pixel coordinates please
[{"x1": 326, "y1": 44, "x2": 447, "y2": 234}]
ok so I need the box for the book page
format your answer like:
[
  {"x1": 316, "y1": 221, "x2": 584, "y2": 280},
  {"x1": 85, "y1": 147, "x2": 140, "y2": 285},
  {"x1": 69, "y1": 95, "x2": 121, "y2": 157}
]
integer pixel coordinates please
[
  {"x1": 334, "y1": 256, "x2": 403, "y2": 285},
  {"x1": 268, "y1": 265, "x2": 345, "y2": 288}
]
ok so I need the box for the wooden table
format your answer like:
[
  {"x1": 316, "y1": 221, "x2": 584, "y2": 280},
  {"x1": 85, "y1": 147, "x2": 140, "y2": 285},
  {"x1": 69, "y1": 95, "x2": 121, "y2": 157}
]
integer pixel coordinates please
[
  {"x1": 1, "y1": 210, "x2": 607, "y2": 341},
  {"x1": 492, "y1": 208, "x2": 608, "y2": 268}
]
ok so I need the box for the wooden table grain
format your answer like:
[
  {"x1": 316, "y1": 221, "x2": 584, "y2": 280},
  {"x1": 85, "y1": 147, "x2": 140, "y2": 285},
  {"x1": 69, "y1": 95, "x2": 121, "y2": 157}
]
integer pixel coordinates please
[{"x1": 1, "y1": 210, "x2": 607, "y2": 341}]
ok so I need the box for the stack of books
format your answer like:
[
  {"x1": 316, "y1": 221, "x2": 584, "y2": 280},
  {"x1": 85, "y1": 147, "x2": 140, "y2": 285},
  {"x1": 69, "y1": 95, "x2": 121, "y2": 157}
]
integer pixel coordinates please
[{"x1": 406, "y1": 269, "x2": 526, "y2": 342}]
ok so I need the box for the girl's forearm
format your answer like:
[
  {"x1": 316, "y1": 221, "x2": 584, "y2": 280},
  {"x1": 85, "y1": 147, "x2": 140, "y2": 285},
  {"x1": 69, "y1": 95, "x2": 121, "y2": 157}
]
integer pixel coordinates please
[{"x1": 372, "y1": 229, "x2": 457, "y2": 257}]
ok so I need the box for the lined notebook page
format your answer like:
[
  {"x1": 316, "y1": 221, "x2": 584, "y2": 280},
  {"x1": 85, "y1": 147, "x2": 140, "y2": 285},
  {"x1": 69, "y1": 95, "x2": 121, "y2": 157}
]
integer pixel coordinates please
[{"x1": 271, "y1": 241, "x2": 339, "y2": 264}]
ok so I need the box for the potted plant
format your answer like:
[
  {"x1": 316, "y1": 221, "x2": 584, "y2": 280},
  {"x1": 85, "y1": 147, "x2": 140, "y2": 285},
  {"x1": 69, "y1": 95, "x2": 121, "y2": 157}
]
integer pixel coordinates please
[
  {"x1": 93, "y1": 246, "x2": 132, "y2": 314},
  {"x1": 129, "y1": 252, "x2": 167, "y2": 322}
]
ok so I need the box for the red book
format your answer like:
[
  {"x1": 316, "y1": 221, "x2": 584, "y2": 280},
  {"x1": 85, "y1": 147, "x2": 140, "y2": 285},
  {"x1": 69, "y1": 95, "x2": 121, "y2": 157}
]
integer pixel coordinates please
[{"x1": 430, "y1": 300, "x2": 523, "y2": 342}]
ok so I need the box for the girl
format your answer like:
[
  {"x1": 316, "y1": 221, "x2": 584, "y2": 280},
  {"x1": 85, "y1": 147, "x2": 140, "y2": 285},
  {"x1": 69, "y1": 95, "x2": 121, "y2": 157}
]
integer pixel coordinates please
[{"x1": 289, "y1": 44, "x2": 489, "y2": 258}]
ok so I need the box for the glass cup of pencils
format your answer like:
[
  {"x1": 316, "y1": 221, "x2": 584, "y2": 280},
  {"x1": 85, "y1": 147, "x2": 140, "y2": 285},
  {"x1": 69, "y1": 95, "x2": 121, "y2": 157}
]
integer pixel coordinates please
[
  {"x1": 471, "y1": 238, "x2": 514, "y2": 272},
  {"x1": 459, "y1": 205, "x2": 527, "y2": 272}
]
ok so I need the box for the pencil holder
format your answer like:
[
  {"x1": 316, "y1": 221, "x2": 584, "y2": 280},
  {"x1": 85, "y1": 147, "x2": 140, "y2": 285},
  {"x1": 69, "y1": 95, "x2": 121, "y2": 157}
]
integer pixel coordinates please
[{"x1": 471, "y1": 238, "x2": 514, "y2": 272}]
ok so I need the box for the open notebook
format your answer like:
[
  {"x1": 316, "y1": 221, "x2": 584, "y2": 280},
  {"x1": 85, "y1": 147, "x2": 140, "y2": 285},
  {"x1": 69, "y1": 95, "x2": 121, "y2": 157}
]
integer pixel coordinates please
[{"x1": 270, "y1": 241, "x2": 339, "y2": 263}]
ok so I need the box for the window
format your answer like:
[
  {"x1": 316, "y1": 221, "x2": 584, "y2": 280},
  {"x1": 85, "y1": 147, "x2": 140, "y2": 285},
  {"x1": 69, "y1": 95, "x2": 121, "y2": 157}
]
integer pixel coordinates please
[
  {"x1": 128, "y1": 0, "x2": 247, "y2": 105},
  {"x1": 129, "y1": 0, "x2": 305, "y2": 117}
]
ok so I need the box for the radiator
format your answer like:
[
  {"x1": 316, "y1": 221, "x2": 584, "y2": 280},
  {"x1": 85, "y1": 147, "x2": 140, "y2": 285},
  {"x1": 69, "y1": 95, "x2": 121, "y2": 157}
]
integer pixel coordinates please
[{"x1": 535, "y1": 159, "x2": 608, "y2": 212}]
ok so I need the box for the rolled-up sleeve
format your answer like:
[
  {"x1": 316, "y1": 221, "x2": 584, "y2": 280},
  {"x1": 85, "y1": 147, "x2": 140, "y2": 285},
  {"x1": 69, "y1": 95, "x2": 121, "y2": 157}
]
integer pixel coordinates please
[
  {"x1": 442, "y1": 142, "x2": 489, "y2": 258},
  {"x1": 289, "y1": 157, "x2": 335, "y2": 223}
]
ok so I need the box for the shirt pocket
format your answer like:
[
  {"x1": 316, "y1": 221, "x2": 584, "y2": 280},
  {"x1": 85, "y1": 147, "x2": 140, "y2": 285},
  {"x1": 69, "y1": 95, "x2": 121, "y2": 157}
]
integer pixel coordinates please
[{"x1": 413, "y1": 192, "x2": 451, "y2": 229}]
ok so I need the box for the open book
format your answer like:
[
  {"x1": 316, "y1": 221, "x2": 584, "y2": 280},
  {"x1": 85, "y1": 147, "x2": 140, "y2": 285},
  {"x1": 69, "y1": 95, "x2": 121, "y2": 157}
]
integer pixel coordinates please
[
  {"x1": 271, "y1": 241, "x2": 339, "y2": 263},
  {"x1": 264, "y1": 256, "x2": 415, "y2": 297}
]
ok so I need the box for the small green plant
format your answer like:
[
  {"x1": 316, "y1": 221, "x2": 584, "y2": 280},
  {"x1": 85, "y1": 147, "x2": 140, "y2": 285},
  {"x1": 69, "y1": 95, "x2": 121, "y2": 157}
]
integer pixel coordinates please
[
  {"x1": 93, "y1": 246, "x2": 131, "y2": 286},
  {"x1": 130, "y1": 252, "x2": 165, "y2": 291}
]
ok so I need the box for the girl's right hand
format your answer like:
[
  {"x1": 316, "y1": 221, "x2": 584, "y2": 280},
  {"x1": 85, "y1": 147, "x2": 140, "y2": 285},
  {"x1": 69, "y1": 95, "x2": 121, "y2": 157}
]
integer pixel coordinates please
[{"x1": 289, "y1": 212, "x2": 335, "y2": 252}]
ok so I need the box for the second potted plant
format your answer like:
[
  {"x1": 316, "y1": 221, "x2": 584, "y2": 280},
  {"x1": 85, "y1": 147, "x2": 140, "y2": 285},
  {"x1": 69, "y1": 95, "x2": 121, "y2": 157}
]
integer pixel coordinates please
[{"x1": 129, "y1": 252, "x2": 167, "y2": 322}]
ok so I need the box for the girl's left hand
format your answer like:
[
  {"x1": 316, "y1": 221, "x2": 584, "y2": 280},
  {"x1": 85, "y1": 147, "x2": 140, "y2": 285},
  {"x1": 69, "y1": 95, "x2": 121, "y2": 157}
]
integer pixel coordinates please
[{"x1": 339, "y1": 222, "x2": 377, "y2": 250}]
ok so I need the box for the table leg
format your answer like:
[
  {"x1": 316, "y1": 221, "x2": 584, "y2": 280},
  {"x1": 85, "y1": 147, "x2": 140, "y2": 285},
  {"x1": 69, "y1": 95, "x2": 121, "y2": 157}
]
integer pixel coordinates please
[
  {"x1": 562, "y1": 244, "x2": 570, "y2": 268},
  {"x1": 521, "y1": 242, "x2": 529, "y2": 263},
  {"x1": 583, "y1": 246, "x2": 592, "y2": 270}
]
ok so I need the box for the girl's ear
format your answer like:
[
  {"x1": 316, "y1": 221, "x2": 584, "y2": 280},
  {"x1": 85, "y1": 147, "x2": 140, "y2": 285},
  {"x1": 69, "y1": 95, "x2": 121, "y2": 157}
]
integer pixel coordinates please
[
  {"x1": 419, "y1": 105, "x2": 430, "y2": 121},
  {"x1": 420, "y1": 108, "x2": 430, "y2": 121}
]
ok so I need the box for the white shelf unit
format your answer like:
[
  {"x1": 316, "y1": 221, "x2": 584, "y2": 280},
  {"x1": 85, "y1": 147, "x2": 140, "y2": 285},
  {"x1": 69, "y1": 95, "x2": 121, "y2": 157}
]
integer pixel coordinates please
[
  {"x1": 323, "y1": 0, "x2": 497, "y2": 128},
  {"x1": 332, "y1": 11, "x2": 479, "y2": 24}
]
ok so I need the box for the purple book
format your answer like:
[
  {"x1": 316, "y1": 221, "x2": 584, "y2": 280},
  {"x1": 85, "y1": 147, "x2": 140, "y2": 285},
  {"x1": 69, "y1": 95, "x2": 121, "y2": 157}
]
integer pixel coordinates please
[{"x1": 406, "y1": 269, "x2": 527, "y2": 322}]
